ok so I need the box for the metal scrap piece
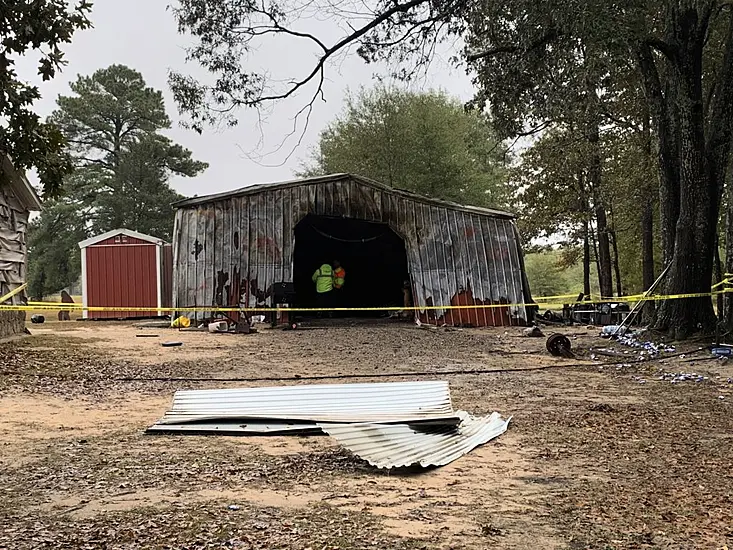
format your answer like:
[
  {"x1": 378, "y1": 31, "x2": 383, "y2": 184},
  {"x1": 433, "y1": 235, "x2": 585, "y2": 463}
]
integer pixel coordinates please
[
  {"x1": 150, "y1": 380, "x2": 457, "y2": 427},
  {"x1": 320, "y1": 411, "x2": 511, "y2": 469}
]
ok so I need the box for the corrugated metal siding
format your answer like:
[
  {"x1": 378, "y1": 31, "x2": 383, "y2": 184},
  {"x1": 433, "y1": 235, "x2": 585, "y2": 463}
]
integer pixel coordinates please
[
  {"x1": 152, "y1": 381, "x2": 457, "y2": 426},
  {"x1": 172, "y1": 175, "x2": 529, "y2": 325},
  {"x1": 85, "y1": 243, "x2": 158, "y2": 319},
  {"x1": 321, "y1": 411, "x2": 511, "y2": 469}
]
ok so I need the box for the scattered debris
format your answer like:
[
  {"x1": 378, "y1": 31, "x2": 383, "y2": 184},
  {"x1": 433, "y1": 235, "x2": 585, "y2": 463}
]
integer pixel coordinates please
[
  {"x1": 147, "y1": 381, "x2": 510, "y2": 469},
  {"x1": 522, "y1": 326, "x2": 544, "y2": 337},
  {"x1": 208, "y1": 320, "x2": 228, "y2": 333},
  {"x1": 161, "y1": 341, "x2": 183, "y2": 347},
  {"x1": 601, "y1": 325, "x2": 630, "y2": 337},
  {"x1": 135, "y1": 334, "x2": 159, "y2": 338},
  {"x1": 657, "y1": 371, "x2": 709, "y2": 384},
  {"x1": 616, "y1": 333, "x2": 675, "y2": 357},
  {"x1": 322, "y1": 411, "x2": 511, "y2": 469},
  {"x1": 134, "y1": 320, "x2": 171, "y2": 328},
  {"x1": 30, "y1": 314, "x2": 45, "y2": 324},
  {"x1": 227, "y1": 504, "x2": 240, "y2": 511},
  {"x1": 590, "y1": 348, "x2": 628, "y2": 358},
  {"x1": 171, "y1": 316, "x2": 191, "y2": 328},
  {"x1": 546, "y1": 333, "x2": 574, "y2": 358},
  {"x1": 711, "y1": 346, "x2": 733, "y2": 357}
]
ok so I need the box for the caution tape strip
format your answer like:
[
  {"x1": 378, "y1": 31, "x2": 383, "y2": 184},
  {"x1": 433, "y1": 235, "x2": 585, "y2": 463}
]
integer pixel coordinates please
[
  {"x1": 0, "y1": 283, "x2": 28, "y2": 304},
  {"x1": 3, "y1": 288, "x2": 733, "y2": 313}
]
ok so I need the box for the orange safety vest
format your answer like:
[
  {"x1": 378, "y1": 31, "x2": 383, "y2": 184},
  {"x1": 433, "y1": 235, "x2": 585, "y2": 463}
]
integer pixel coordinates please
[{"x1": 334, "y1": 267, "x2": 346, "y2": 289}]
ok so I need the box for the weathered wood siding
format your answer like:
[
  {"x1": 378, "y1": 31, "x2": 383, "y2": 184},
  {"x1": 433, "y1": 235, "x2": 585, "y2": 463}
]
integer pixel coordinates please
[{"x1": 0, "y1": 183, "x2": 29, "y2": 337}]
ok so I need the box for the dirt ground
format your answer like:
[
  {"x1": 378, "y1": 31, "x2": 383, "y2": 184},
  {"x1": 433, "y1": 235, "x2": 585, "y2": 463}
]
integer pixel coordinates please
[{"x1": 1, "y1": 320, "x2": 731, "y2": 549}]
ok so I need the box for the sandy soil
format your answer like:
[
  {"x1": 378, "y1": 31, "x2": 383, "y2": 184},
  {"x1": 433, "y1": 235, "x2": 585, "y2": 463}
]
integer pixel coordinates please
[{"x1": 1, "y1": 320, "x2": 731, "y2": 549}]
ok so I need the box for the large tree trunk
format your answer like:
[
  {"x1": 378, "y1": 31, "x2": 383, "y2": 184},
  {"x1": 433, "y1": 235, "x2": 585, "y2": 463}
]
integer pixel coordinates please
[
  {"x1": 610, "y1": 227, "x2": 622, "y2": 296},
  {"x1": 635, "y1": 6, "x2": 733, "y2": 338},
  {"x1": 641, "y1": 196, "x2": 656, "y2": 323},
  {"x1": 725, "y1": 203, "x2": 733, "y2": 327},
  {"x1": 594, "y1": 204, "x2": 614, "y2": 297},
  {"x1": 715, "y1": 235, "x2": 724, "y2": 321},
  {"x1": 640, "y1": 110, "x2": 656, "y2": 323},
  {"x1": 583, "y1": 220, "x2": 591, "y2": 297},
  {"x1": 637, "y1": 45, "x2": 680, "y2": 266},
  {"x1": 586, "y1": 115, "x2": 613, "y2": 298},
  {"x1": 608, "y1": 202, "x2": 622, "y2": 296},
  {"x1": 654, "y1": 11, "x2": 719, "y2": 338}
]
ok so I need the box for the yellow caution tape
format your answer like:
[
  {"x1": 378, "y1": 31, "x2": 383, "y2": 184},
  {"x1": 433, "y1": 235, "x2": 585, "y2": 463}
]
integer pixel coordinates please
[
  {"x1": 0, "y1": 283, "x2": 28, "y2": 304},
  {"x1": 3, "y1": 288, "x2": 732, "y2": 313}
]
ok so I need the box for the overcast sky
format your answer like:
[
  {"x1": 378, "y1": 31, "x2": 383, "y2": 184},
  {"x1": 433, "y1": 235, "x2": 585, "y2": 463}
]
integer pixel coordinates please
[{"x1": 16, "y1": 0, "x2": 475, "y2": 198}]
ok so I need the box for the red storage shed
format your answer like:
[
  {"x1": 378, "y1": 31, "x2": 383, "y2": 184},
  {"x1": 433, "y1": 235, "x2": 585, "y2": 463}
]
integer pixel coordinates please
[{"x1": 79, "y1": 229, "x2": 172, "y2": 319}]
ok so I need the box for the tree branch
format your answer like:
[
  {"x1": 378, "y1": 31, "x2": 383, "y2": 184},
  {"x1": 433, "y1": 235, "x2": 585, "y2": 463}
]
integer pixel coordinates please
[
  {"x1": 644, "y1": 37, "x2": 678, "y2": 62},
  {"x1": 252, "y1": 0, "x2": 430, "y2": 105},
  {"x1": 466, "y1": 30, "x2": 558, "y2": 62}
]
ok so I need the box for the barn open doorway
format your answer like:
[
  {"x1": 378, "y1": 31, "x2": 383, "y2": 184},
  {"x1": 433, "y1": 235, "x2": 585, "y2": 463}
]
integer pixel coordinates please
[{"x1": 294, "y1": 215, "x2": 409, "y2": 317}]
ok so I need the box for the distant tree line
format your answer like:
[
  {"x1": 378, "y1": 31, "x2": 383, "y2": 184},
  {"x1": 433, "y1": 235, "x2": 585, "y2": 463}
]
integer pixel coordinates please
[{"x1": 26, "y1": 65, "x2": 207, "y2": 299}]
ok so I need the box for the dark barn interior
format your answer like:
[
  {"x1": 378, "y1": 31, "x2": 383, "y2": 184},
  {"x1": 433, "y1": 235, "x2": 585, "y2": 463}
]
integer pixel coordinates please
[{"x1": 293, "y1": 215, "x2": 409, "y2": 317}]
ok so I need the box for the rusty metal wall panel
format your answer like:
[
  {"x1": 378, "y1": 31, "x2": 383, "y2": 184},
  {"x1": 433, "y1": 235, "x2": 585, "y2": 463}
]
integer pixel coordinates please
[{"x1": 172, "y1": 174, "x2": 528, "y2": 326}]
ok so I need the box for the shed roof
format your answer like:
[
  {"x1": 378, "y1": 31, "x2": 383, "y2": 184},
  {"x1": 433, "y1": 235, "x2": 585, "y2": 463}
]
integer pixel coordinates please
[
  {"x1": 78, "y1": 228, "x2": 164, "y2": 249},
  {"x1": 1, "y1": 154, "x2": 42, "y2": 211},
  {"x1": 174, "y1": 173, "x2": 515, "y2": 219}
]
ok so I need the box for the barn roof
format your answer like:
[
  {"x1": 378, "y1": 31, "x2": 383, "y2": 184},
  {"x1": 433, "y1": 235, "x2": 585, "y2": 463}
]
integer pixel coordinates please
[
  {"x1": 1, "y1": 154, "x2": 42, "y2": 211},
  {"x1": 173, "y1": 173, "x2": 515, "y2": 219},
  {"x1": 78, "y1": 228, "x2": 164, "y2": 249}
]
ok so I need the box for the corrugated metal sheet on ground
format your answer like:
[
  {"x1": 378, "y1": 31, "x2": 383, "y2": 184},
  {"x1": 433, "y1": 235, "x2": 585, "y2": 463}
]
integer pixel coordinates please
[
  {"x1": 152, "y1": 381, "x2": 457, "y2": 426},
  {"x1": 320, "y1": 411, "x2": 511, "y2": 469},
  {"x1": 146, "y1": 420, "x2": 320, "y2": 435}
]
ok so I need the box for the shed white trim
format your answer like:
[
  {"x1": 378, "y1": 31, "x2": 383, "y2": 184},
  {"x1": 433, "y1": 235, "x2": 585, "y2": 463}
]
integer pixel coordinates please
[
  {"x1": 155, "y1": 243, "x2": 162, "y2": 316},
  {"x1": 81, "y1": 248, "x2": 88, "y2": 319},
  {"x1": 78, "y1": 228, "x2": 164, "y2": 249}
]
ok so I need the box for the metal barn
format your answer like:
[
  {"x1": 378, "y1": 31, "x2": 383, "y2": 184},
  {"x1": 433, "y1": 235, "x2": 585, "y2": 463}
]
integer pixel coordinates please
[
  {"x1": 79, "y1": 229, "x2": 173, "y2": 319},
  {"x1": 0, "y1": 154, "x2": 42, "y2": 338},
  {"x1": 172, "y1": 174, "x2": 533, "y2": 326}
]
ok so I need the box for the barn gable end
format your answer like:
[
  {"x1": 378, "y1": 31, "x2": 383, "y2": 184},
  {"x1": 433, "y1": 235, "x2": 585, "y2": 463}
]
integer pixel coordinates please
[{"x1": 172, "y1": 173, "x2": 533, "y2": 327}]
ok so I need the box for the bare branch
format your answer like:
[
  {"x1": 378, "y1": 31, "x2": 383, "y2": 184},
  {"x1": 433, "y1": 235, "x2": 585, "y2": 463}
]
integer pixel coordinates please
[{"x1": 253, "y1": 0, "x2": 430, "y2": 105}]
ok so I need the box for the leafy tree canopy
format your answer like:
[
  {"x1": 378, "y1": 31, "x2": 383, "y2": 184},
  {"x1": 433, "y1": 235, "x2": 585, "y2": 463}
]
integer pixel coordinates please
[
  {"x1": 0, "y1": 0, "x2": 92, "y2": 197},
  {"x1": 27, "y1": 65, "x2": 207, "y2": 296},
  {"x1": 300, "y1": 86, "x2": 508, "y2": 208}
]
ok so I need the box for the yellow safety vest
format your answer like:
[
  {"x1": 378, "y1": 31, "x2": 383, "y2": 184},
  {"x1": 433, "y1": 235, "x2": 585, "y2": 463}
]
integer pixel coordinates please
[{"x1": 312, "y1": 264, "x2": 333, "y2": 293}]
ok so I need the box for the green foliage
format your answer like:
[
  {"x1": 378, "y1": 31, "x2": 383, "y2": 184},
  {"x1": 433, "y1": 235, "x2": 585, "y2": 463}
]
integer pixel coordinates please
[
  {"x1": 26, "y1": 201, "x2": 86, "y2": 300},
  {"x1": 0, "y1": 0, "x2": 92, "y2": 197},
  {"x1": 27, "y1": 65, "x2": 207, "y2": 295},
  {"x1": 525, "y1": 250, "x2": 600, "y2": 299},
  {"x1": 50, "y1": 65, "x2": 172, "y2": 169},
  {"x1": 300, "y1": 86, "x2": 508, "y2": 208}
]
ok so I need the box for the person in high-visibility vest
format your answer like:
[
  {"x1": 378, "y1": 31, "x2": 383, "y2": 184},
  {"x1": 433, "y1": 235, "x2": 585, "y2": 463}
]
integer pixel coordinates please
[
  {"x1": 333, "y1": 260, "x2": 346, "y2": 290},
  {"x1": 312, "y1": 263, "x2": 334, "y2": 316}
]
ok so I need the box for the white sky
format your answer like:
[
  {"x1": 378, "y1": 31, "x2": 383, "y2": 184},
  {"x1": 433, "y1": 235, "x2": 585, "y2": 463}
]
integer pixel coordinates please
[{"x1": 15, "y1": 0, "x2": 476, "y2": 198}]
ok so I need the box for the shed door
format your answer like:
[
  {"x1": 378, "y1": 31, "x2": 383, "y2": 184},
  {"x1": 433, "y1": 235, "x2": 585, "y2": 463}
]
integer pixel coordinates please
[{"x1": 86, "y1": 244, "x2": 158, "y2": 319}]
